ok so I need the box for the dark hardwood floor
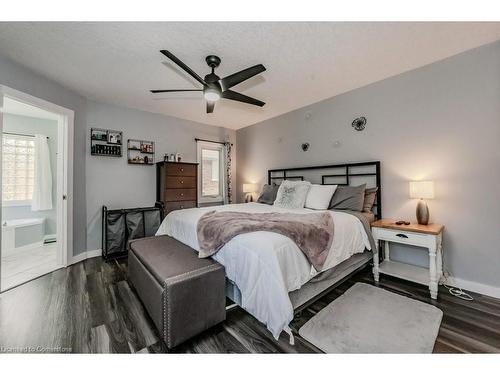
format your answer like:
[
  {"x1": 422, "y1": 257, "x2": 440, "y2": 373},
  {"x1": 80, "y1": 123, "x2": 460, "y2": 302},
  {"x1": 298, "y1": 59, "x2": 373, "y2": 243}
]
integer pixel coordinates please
[{"x1": 1, "y1": 256, "x2": 499, "y2": 353}]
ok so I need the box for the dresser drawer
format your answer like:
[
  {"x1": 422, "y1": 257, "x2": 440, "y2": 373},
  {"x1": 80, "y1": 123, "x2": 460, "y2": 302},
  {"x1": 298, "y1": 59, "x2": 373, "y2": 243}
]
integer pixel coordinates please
[
  {"x1": 165, "y1": 176, "x2": 196, "y2": 189},
  {"x1": 164, "y1": 200, "x2": 197, "y2": 214},
  {"x1": 165, "y1": 163, "x2": 197, "y2": 177},
  {"x1": 164, "y1": 188, "x2": 197, "y2": 202},
  {"x1": 373, "y1": 227, "x2": 430, "y2": 247}
]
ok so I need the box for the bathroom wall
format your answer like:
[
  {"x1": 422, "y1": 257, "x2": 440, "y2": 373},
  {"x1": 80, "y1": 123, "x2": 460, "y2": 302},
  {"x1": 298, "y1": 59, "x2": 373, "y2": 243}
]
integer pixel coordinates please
[{"x1": 2, "y1": 113, "x2": 58, "y2": 237}]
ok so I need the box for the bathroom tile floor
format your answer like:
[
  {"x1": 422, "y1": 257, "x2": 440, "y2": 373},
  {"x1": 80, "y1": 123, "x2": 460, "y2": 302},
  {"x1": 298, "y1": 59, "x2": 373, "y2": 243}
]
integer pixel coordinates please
[{"x1": 1, "y1": 243, "x2": 59, "y2": 291}]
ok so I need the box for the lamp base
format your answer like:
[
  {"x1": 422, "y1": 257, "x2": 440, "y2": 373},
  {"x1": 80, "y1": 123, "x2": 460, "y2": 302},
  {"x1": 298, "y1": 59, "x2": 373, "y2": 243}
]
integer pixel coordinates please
[{"x1": 416, "y1": 199, "x2": 429, "y2": 225}]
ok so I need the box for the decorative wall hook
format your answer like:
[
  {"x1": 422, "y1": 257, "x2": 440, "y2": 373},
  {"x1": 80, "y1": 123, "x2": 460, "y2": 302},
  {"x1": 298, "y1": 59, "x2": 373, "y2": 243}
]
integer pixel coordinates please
[{"x1": 352, "y1": 116, "x2": 367, "y2": 131}]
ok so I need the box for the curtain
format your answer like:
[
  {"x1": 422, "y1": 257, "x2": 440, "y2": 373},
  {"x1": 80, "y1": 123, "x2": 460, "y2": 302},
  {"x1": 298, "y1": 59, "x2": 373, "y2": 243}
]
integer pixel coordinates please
[
  {"x1": 225, "y1": 141, "x2": 232, "y2": 204},
  {"x1": 32, "y1": 134, "x2": 53, "y2": 211}
]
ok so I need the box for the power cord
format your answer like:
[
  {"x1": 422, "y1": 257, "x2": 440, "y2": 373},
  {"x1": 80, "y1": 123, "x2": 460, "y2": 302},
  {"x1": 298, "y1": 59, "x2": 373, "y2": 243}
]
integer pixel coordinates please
[{"x1": 440, "y1": 258, "x2": 474, "y2": 301}]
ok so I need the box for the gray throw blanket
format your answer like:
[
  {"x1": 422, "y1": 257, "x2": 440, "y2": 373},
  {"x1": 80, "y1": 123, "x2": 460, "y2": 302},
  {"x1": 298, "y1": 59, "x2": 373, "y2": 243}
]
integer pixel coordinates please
[{"x1": 196, "y1": 211, "x2": 334, "y2": 271}]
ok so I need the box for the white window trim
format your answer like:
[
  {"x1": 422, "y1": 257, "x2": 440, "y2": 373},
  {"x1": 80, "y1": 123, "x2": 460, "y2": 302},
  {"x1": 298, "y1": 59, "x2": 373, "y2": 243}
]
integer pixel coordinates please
[
  {"x1": 197, "y1": 140, "x2": 226, "y2": 204},
  {"x1": 2, "y1": 199, "x2": 32, "y2": 207}
]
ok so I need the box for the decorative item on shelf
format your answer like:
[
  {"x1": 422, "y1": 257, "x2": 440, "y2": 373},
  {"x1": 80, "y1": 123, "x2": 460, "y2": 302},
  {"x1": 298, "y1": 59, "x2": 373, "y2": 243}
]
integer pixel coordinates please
[
  {"x1": 243, "y1": 183, "x2": 257, "y2": 203},
  {"x1": 352, "y1": 116, "x2": 367, "y2": 131},
  {"x1": 301, "y1": 142, "x2": 310, "y2": 152},
  {"x1": 90, "y1": 128, "x2": 123, "y2": 157},
  {"x1": 169, "y1": 153, "x2": 176, "y2": 162},
  {"x1": 127, "y1": 139, "x2": 155, "y2": 165},
  {"x1": 107, "y1": 131, "x2": 122, "y2": 144},
  {"x1": 409, "y1": 180, "x2": 435, "y2": 225},
  {"x1": 163, "y1": 153, "x2": 168, "y2": 162}
]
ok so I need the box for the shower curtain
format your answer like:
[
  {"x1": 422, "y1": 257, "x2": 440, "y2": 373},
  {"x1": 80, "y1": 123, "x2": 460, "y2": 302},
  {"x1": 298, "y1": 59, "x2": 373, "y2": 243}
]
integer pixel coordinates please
[{"x1": 32, "y1": 134, "x2": 53, "y2": 211}]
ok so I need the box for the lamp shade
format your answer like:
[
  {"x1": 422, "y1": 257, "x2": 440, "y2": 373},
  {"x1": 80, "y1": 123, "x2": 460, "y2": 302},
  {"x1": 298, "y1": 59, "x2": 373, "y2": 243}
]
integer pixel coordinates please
[
  {"x1": 409, "y1": 181, "x2": 435, "y2": 199},
  {"x1": 243, "y1": 183, "x2": 257, "y2": 193}
]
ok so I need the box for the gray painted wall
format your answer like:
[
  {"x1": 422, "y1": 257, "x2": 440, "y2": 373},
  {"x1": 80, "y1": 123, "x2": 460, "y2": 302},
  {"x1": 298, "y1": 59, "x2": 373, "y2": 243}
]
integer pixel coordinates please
[
  {"x1": 2, "y1": 113, "x2": 58, "y2": 236},
  {"x1": 85, "y1": 100, "x2": 236, "y2": 251},
  {"x1": 236, "y1": 41, "x2": 500, "y2": 288},
  {"x1": 0, "y1": 52, "x2": 236, "y2": 257},
  {"x1": 0, "y1": 52, "x2": 88, "y2": 255}
]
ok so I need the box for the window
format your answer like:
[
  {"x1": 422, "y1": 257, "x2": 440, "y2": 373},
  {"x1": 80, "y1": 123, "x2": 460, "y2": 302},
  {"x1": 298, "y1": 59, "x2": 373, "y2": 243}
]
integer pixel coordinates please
[
  {"x1": 197, "y1": 141, "x2": 226, "y2": 203},
  {"x1": 2, "y1": 134, "x2": 35, "y2": 205}
]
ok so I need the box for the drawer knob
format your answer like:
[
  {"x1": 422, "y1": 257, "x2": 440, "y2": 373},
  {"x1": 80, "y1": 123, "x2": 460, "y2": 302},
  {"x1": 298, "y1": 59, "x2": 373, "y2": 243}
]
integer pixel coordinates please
[
  {"x1": 396, "y1": 233, "x2": 408, "y2": 238},
  {"x1": 180, "y1": 180, "x2": 184, "y2": 184},
  {"x1": 180, "y1": 205, "x2": 184, "y2": 209},
  {"x1": 180, "y1": 168, "x2": 184, "y2": 172},
  {"x1": 180, "y1": 193, "x2": 184, "y2": 196}
]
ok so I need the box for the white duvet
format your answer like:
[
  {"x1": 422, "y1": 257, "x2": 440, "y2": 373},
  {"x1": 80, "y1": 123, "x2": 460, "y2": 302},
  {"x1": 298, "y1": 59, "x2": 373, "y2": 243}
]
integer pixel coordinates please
[{"x1": 156, "y1": 202, "x2": 371, "y2": 339}]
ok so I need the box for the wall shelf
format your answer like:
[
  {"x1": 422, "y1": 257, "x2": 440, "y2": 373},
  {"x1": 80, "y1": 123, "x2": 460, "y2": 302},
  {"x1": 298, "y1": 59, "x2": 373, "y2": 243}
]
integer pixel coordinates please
[
  {"x1": 90, "y1": 128, "x2": 123, "y2": 157},
  {"x1": 127, "y1": 139, "x2": 155, "y2": 165}
]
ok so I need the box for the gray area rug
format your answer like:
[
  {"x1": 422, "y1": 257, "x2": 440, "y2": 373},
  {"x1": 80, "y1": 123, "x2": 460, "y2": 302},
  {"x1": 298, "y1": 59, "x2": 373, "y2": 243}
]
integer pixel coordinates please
[{"x1": 299, "y1": 283, "x2": 443, "y2": 353}]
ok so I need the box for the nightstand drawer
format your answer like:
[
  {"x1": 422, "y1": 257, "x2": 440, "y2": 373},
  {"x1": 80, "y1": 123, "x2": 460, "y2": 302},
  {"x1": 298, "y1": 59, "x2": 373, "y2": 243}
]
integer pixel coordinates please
[{"x1": 372, "y1": 227, "x2": 429, "y2": 247}]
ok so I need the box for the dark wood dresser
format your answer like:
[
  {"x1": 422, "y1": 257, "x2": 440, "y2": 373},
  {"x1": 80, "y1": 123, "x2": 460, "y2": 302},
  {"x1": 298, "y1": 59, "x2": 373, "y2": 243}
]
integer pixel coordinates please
[{"x1": 156, "y1": 161, "x2": 198, "y2": 215}]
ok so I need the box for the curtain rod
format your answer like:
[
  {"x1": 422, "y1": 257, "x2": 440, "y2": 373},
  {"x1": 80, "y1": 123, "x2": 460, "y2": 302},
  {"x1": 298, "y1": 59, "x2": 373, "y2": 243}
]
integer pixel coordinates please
[
  {"x1": 195, "y1": 137, "x2": 233, "y2": 146},
  {"x1": 3, "y1": 132, "x2": 49, "y2": 139}
]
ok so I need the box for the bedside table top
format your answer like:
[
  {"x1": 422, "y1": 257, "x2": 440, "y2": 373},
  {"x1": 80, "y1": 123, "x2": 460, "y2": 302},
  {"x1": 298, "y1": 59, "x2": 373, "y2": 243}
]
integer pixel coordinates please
[{"x1": 371, "y1": 219, "x2": 444, "y2": 235}]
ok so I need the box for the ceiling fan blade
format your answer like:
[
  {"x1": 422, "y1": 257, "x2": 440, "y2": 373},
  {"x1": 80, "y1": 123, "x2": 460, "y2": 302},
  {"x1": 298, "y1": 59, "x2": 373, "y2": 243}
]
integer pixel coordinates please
[
  {"x1": 207, "y1": 101, "x2": 215, "y2": 113},
  {"x1": 160, "y1": 50, "x2": 207, "y2": 87},
  {"x1": 150, "y1": 89, "x2": 202, "y2": 93},
  {"x1": 221, "y1": 90, "x2": 265, "y2": 107},
  {"x1": 219, "y1": 64, "x2": 266, "y2": 90}
]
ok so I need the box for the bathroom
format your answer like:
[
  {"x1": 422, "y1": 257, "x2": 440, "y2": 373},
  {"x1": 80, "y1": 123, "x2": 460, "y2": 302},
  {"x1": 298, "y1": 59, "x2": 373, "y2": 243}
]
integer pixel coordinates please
[{"x1": 1, "y1": 97, "x2": 59, "y2": 290}]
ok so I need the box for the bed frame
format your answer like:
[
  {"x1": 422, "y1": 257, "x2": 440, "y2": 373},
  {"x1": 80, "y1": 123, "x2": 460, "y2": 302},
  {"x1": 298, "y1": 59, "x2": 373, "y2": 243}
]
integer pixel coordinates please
[
  {"x1": 223, "y1": 161, "x2": 381, "y2": 315},
  {"x1": 267, "y1": 161, "x2": 382, "y2": 314},
  {"x1": 268, "y1": 160, "x2": 382, "y2": 220}
]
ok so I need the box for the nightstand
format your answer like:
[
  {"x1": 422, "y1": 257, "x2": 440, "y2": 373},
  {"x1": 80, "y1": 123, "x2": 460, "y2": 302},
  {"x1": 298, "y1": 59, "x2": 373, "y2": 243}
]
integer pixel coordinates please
[{"x1": 371, "y1": 219, "x2": 444, "y2": 299}]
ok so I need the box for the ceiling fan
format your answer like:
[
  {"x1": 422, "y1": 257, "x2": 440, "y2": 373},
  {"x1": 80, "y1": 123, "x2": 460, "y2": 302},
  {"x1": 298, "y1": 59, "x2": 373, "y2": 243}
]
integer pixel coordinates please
[{"x1": 150, "y1": 50, "x2": 266, "y2": 113}]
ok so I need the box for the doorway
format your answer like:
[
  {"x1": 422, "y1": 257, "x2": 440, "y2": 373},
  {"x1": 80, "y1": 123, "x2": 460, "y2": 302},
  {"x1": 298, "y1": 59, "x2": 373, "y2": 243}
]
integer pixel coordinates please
[{"x1": 0, "y1": 86, "x2": 73, "y2": 292}]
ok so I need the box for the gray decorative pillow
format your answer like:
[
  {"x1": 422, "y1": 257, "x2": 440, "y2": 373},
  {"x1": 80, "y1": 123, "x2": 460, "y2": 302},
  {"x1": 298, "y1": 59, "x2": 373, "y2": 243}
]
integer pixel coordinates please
[
  {"x1": 257, "y1": 184, "x2": 279, "y2": 205},
  {"x1": 274, "y1": 180, "x2": 311, "y2": 209},
  {"x1": 363, "y1": 187, "x2": 378, "y2": 212},
  {"x1": 329, "y1": 184, "x2": 366, "y2": 211}
]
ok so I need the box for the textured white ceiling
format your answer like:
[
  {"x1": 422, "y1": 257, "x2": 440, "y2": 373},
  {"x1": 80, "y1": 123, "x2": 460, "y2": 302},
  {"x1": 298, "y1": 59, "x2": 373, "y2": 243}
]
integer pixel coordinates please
[{"x1": 0, "y1": 22, "x2": 499, "y2": 130}]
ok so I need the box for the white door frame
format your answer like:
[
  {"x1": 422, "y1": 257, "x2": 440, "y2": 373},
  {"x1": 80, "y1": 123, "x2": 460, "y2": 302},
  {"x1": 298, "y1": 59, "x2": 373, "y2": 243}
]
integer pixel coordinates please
[{"x1": 0, "y1": 85, "x2": 74, "y2": 290}]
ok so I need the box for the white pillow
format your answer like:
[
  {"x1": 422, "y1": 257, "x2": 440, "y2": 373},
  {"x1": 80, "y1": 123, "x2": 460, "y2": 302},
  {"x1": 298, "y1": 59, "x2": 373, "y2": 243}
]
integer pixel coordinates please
[
  {"x1": 273, "y1": 180, "x2": 311, "y2": 209},
  {"x1": 305, "y1": 184, "x2": 338, "y2": 210}
]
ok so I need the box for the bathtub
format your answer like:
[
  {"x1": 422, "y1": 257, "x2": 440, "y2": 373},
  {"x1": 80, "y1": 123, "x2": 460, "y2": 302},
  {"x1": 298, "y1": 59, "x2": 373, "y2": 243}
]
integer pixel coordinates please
[{"x1": 1, "y1": 218, "x2": 45, "y2": 256}]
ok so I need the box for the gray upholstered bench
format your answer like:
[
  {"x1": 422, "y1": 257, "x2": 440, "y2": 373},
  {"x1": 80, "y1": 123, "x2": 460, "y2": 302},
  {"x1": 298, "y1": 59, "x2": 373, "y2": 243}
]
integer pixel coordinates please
[{"x1": 128, "y1": 235, "x2": 226, "y2": 348}]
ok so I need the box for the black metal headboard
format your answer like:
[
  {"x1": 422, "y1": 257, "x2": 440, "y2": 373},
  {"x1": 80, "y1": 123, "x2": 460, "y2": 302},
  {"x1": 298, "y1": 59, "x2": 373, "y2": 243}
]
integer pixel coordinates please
[{"x1": 268, "y1": 161, "x2": 382, "y2": 220}]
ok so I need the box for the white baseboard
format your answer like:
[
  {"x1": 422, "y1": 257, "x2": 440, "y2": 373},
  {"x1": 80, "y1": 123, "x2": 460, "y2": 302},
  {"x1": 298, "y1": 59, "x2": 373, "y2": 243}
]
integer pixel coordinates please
[
  {"x1": 86, "y1": 249, "x2": 102, "y2": 259},
  {"x1": 445, "y1": 276, "x2": 500, "y2": 299},
  {"x1": 68, "y1": 249, "x2": 102, "y2": 265},
  {"x1": 68, "y1": 252, "x2": 87, "y2": 265}
]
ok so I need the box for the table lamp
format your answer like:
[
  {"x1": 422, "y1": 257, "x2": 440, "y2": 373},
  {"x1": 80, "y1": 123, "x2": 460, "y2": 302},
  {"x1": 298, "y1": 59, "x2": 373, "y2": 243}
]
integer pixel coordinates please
[
  {"x1": 243, "y1": 183, "x2": 257, "y2": 203},
  {"x1": 409, "y1": 181, "x2": 434, "y2": 225}
]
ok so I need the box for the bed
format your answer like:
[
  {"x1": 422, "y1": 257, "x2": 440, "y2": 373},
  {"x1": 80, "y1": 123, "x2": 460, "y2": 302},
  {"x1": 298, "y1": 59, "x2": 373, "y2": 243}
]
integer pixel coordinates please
[{"x1": 156, "y1": 161, "x2": 381, "y2": 340}]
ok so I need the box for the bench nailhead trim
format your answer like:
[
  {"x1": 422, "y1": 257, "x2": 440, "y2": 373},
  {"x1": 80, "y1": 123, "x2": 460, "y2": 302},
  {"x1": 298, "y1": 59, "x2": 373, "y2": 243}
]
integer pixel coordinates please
[{"x1": 161, "y1": 263, "x2": 223, "y2": 348}]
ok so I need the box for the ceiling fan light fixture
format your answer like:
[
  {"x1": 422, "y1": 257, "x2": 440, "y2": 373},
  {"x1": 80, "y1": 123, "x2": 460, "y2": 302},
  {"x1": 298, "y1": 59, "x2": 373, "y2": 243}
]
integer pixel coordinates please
[
  {"x1": 151, "y1": 50, "x2": 266, "y2": 113},
  {"x1": 204, "y1": 88, "x2": 220, "y2": 102}
]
